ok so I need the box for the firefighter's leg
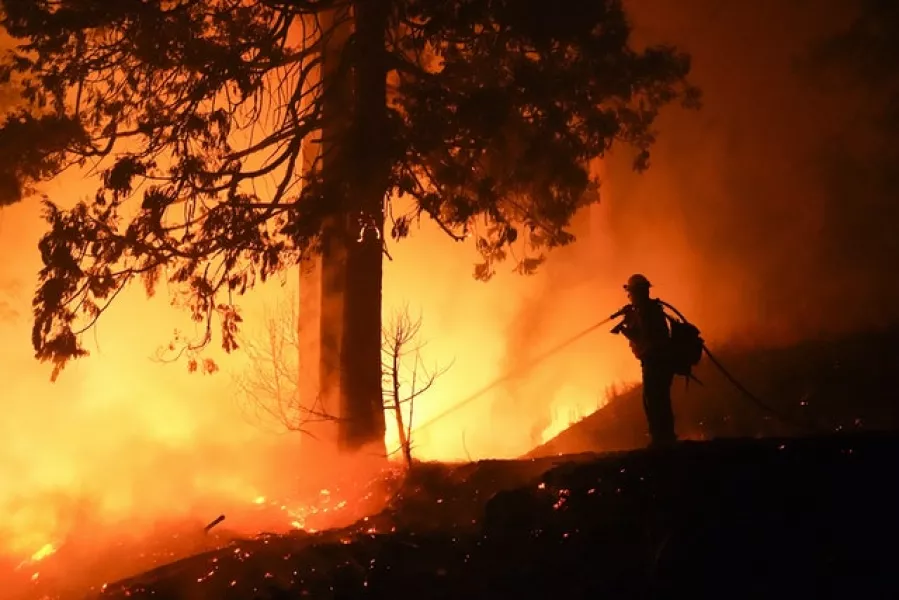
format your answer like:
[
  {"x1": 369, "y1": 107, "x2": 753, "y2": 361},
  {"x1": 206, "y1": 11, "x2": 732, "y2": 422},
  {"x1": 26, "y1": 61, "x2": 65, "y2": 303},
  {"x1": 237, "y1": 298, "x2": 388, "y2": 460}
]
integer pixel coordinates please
[
  {"x1": 641, "y1": 363, "x2": 662, "y2": 443},
  {"x1": 641, "y1": 379, "x2": 652, "y2": 441},
  {"x1": 656, "y1": 369, "x2": 676, "y2": 443},
  {"x1": 642, "y1": 364, "x2": 676, "y2": 445}
]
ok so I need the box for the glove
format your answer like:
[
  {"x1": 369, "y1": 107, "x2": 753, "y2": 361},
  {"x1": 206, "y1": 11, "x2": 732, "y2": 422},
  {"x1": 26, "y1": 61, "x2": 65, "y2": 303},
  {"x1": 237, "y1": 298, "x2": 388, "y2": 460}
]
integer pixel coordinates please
[{"x1": 609, "y1": 305, "x2": 632, "y2": 320}]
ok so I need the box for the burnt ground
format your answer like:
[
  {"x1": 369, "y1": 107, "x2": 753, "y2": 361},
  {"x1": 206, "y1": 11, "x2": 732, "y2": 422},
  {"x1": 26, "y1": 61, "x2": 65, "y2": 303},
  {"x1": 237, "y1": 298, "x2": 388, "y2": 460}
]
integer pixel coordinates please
[
  {"x1": 35, "y1": 325, "x2": 899, "y2": 599},
  {"x1": 79, "y1": 432, "x2": 899, "y2": 600}
]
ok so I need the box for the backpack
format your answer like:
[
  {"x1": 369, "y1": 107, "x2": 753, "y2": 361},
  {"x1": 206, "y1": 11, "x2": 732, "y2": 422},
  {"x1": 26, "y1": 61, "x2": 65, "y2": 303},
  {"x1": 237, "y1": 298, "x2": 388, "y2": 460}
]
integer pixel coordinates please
[
  {"x1": 668, "y1": 318, "x2": 704, "y2": 378},
  {"x1": 656, "y1": 300, "x2": 704, "y2": 382}
]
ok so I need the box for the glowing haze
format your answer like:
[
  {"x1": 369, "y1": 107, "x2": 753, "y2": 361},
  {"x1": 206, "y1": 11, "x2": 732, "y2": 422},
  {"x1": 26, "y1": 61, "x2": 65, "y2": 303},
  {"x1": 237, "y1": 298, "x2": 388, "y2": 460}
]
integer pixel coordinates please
[{"x1": 0, "y1": 0, "x2": 895, "y2": 593}]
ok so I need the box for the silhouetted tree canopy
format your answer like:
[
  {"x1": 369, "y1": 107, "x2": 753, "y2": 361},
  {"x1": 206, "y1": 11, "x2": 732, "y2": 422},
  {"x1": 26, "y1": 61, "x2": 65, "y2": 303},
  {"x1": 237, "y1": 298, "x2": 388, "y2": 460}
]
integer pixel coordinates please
[{"x1": 0, "y1": 0, "x2": 698, "y2": 380}]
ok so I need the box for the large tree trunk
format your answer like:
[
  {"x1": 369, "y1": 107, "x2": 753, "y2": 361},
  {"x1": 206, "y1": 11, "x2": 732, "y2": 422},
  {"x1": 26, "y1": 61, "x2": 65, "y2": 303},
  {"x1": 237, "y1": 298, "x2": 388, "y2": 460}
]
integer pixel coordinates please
[
  {"x1": 298, "y1": 4, "x2": 353, "y2": 453},
  {"x1": 299, "y1": 2, "x2": 389, "y2": 455},
  {"x1": 338, "y1": 0, "x2": 390, "y2": 451}
]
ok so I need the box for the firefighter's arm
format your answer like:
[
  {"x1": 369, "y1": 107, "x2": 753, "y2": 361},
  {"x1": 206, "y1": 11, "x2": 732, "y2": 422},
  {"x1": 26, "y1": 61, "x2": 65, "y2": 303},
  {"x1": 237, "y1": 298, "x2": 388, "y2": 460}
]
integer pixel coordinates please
[
  {"x1": 611, "y1": 320, "x2": 636, "y2": 340},
  {"x1": 609, "y1": 305, "x2": 633, "y2": 335}
]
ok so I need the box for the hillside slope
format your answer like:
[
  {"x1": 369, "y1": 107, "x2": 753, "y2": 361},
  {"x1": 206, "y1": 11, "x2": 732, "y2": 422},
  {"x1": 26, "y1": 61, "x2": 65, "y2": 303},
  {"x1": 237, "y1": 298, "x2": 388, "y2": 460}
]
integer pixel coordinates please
[{"x1": 530, "y1": 326, "x2": 899, "y2": 457}]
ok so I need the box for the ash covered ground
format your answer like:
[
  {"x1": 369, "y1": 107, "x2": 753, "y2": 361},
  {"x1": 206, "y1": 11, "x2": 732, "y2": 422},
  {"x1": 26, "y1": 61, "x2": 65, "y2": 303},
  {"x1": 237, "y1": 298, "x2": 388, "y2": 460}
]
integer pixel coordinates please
[
  {"x1": 12, "y1": 326, "x2": 899, "y2": 600},
  {"x1": 65, "y1": 434, "x2": 899, "y2": 600}
]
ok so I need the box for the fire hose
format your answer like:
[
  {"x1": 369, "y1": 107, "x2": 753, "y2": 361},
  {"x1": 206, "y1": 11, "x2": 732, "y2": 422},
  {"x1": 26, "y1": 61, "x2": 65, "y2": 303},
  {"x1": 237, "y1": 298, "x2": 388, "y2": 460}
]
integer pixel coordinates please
[
  {"x1": 414, "y1": 316, "x2": 617, "y2": 433},
  {"x1": 699, "y1": 344, "x2": 814, "y2": 432},
  {"x1": 659, "y1": 300, "x2": 817, "y2": 432},
  {"x1": 415, "y1": 307, "x2": 817, "y2": 435}
]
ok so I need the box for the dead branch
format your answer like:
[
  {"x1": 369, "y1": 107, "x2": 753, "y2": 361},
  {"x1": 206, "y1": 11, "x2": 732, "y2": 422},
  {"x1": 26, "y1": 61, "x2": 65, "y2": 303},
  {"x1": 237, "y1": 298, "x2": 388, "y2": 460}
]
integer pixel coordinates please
[{"x1": 232, "y1": 291, "x2": 339, "y2": 436}]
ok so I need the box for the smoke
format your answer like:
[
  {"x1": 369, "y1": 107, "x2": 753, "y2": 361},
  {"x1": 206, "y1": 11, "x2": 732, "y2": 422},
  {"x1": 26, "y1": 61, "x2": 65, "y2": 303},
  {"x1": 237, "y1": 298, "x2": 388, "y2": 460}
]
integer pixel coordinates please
[
  {"x1": 386, "y1": 0, "x2": 899, "y2": 457},
  {"x1": 611, "y1": 0, "x2": 897, "y2": 341}
]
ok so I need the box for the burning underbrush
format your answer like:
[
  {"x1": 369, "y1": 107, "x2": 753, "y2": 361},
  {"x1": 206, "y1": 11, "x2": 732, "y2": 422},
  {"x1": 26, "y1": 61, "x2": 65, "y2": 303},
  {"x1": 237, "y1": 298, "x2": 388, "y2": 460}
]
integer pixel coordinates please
[{"x1": 2, "y1": 464, "x2": 406, "y2": 600}]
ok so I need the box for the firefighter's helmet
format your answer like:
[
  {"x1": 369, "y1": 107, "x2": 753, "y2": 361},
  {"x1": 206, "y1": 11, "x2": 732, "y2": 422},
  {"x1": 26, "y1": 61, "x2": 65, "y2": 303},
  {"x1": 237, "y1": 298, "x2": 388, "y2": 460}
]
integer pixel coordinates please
[{"x1": 624, "y1": 273, "x2": 652, "y2": 291}]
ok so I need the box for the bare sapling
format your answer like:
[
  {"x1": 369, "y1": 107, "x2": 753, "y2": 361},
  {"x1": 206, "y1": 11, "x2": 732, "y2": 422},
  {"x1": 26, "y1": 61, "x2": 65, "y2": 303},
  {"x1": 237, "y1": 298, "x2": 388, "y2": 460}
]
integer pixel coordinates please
[
  {"x1": 381, "y1": 308, "x2": 451, "y2": 469},
  {"x1": 234, "y1": 293, "x2": 334, "y2": 436}
]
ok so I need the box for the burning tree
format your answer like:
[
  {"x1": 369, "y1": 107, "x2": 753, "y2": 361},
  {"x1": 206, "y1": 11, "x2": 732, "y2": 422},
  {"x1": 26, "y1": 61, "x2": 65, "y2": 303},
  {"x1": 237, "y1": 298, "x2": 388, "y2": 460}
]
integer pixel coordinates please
[{"x1": 0, "y1": 0, "x2": 699, "y2": 450}]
